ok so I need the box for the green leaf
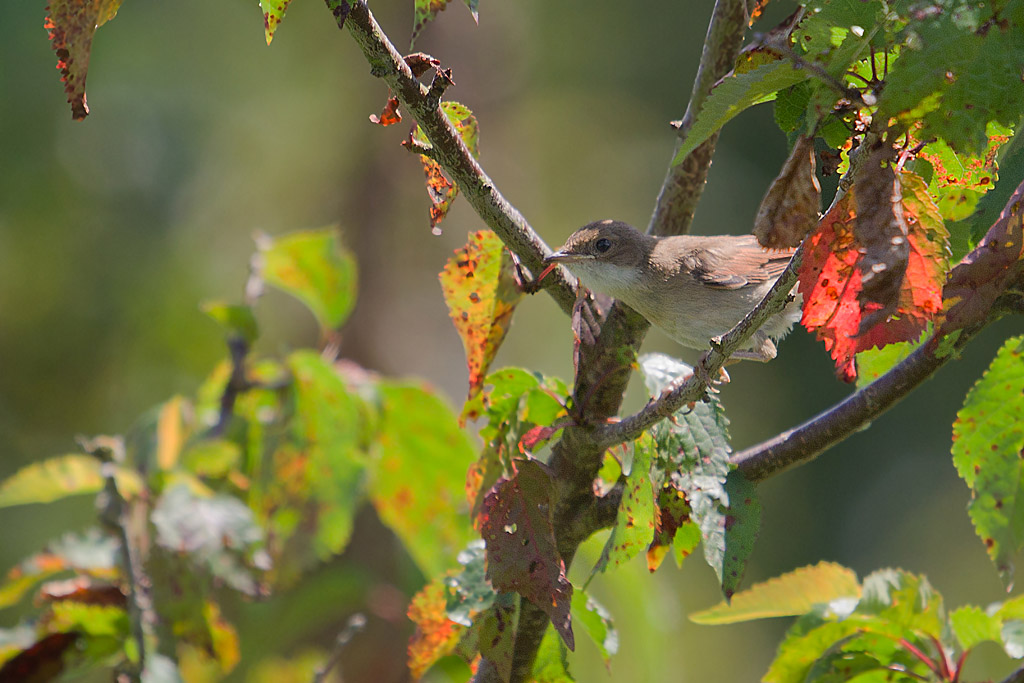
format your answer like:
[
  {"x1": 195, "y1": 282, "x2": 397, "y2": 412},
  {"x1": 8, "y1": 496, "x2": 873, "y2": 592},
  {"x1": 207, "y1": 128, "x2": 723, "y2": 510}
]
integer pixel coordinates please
[
  {"x1": 445, "y1": 541, "x2": 496, "y2": 627},
  {"x1": 672, "y1": 60, "x2": 812, "y2": 166},
  {"x1": 181, "y1": 440, "x2": 243, "y2": 479},
  {"x1": 570, "y1": 590, "x2": 617, "y2": 666},
  {"x1": 857, "y1": 569, "x2": 945, "y2": 639},
  {"x1": 411, "y1": 0, "x2": 479, "y2": 47},
  {"x1": 1003, "y1": 619, "x2": 1024, "y2": 658},
  {"x1": 952, "y1": 335, "x2": 1024, "y2": 586},
  {"x1": 531, "y1": 627, "x2": 574, "y2": 683},
  {"x1": 200, "y1": 301, "x2": 259, "y2": 344},
  {"x1": 590, "y1": 434, "x2": 656, "y2": 578},
  {"x1": 691, "y1": 562, "x2": 860, "y2": 625},
  {"x1": 260, "y1": 0, "x2": 293, "y2": 45},
  {"x1": 718, "y1": 471, "x2": 761, "y2": 599},
  {"x1": 950, "y1": 605, "x2": 1001, "y2": 651},
  {"x1": 369, "y1": 381, "x2": 476, "y2": 578},
  {"x1": 638, "y1": 354, "x2": 737, "y2": 593},
  {"x1": 855, "y1": 330, "x2": 927, "y2": 388},
  {"x1": 0, "y1": 455, "x2": 142, "y2": 508},
  {"x1": 260, "y1": 228, "x2": 357, "y2": 331},
  {"x1": 877, "y1": 1, "x2": 1024, "y2": 155}
]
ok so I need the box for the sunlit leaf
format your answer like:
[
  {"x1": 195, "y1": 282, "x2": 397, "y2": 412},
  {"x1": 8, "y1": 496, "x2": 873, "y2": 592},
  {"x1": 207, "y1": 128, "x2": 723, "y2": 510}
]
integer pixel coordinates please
[
  {"x1": 691, "y1": 562, "x2": 860, "y2": 624},
  {"x1": 590, "y1": 434, "x2": 656, "y2": 577},
  {"x1": 259, "y1": 228, "x2": 358, "y2": 331},
  {"x1": 952, "y1": 335, "x2": 1024, "y2": 587},
  {"x1": 44, "y1": 0, "x2": 123, "y2": 120},
  {"x1": 570, "y1": 590, "x2": 617, "y2": 667},
  {"x1": 412, "y1": 103, "x2": 479, "y2": 232},
  {"x1": 260, "y1": 0, "x2": 293, "y2": 45},
  {"x1": 0, "y1": 455, "x2": 141, "y2": 509},
  {"x1": 408, "y1": 579, "x2": 465, "y2": 678},
  {"x1": 950, "y1": 605, "x2": 1002, "y2": 651},
  {"x1": 369, "y1": 381, "x2": 476, "y2": 578},
  {"x1": 440, "y1": 231, "x2": 523, "y2": 403},
  {"x1": 530, "y1": 627, "x2": 574, "y2": 683}
]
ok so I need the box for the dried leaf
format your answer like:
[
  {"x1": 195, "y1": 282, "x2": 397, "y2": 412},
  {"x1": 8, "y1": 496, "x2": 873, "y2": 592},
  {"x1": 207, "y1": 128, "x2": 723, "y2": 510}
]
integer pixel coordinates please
[
  {"x1": 480, "y1": 459, "x2": 574, "y2": 650},
  {"x1": 369, "y1": 95, "x2": 402, "y2": 126},
  {"x1": 407, "y1": 580, "x2": 464, "y2": 678},
  {"x1": 854, "y1": 143, "x2": 910, "y2": 332},
  {"x1": 44, "y1": 0, "x2": 123, "y2": 120},
  {"x1": 754, "y1": 135, "x2": 822, "y2": 248},
  {"x1": 940, "y1": 179, "x2": 1024, "y2": 336}
]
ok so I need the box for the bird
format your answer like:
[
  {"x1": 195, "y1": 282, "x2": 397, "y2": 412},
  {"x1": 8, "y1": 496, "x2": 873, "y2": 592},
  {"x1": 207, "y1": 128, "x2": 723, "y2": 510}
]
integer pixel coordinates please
[{"x1": 544, "y1": 219, "x2": 801, "y2": 362}]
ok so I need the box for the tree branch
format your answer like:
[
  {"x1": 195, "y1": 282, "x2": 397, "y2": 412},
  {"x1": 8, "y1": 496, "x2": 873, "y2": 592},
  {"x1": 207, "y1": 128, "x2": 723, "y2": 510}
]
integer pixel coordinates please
[
  {"x1": 732, "y1": 322, "x2": 985, "y2": 481},
  {"x1": 328, "y1": 0, "x2": 578, "y2": 314},
  {"x1": 648, "y1": 0, "x2": 755, "y2": 237}
]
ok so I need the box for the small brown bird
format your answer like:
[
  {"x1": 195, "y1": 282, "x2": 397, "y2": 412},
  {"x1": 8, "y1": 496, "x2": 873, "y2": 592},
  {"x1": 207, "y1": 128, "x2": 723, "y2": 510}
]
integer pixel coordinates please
[{"x1": 545, "y1": 220, "x2": 800, "y2": 361}]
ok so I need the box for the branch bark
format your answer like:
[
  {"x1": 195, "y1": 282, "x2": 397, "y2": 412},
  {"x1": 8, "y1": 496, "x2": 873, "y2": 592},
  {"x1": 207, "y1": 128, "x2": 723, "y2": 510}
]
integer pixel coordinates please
[{"x1": 330, "y1": 0, "x2": 578, "y2": 315}]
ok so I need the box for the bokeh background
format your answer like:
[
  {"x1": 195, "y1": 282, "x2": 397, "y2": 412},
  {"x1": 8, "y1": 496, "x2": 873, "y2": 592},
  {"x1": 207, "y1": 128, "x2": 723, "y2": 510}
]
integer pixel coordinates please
[{"x1": 2, "y1": 0, "x2": 1022, "y2": 680}]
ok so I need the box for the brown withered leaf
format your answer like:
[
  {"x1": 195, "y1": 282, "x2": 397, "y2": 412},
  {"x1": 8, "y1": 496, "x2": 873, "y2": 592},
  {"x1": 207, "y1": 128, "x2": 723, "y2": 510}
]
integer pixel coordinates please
[
  {"x1": 854, "y1": 143, "x2": 910, "y2": 332},
  {"x1": 45, "y1": 0, "x2": 124, "y2": 120},
  {"x1": 754, "y1": 135, "x2": 821, "y2": 249},
  {"x1": 940, "y1": 178, "x2": 1024, "y2": 335},
  {"x1": 404, "y1": 52, "x2": 441, "y2": 78},
  {"x1": 369, "y1": 95, "x2": 402, "y2": 126}
]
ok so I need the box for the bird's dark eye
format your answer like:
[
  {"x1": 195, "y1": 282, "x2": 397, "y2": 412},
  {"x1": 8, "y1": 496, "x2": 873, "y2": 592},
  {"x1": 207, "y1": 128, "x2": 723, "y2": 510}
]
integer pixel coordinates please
[{"x1": 595, "y1": 238, "x2": 612, "y2": 253}]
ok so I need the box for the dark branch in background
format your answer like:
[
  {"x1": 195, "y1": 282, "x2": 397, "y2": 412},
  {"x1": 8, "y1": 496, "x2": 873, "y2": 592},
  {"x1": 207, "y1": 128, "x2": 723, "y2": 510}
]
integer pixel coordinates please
[
  {"x1": 733, "y1": 322, "x2": 984, "y2": 480},
  {"x1": 648, "y1": 0, "x2": 755, "y2": 237},
  {"x1": 81, "y1": 437, "x2": 155, "y2": 682},
  {"x1": 311, "y1": 613, "x2": 367, "y2": 683},
  {"x1": 1002, "y1": 664, "x2": 1024, "y2": 683},
  {"x1": 329, "y1": 0, "x2": 578, "y2": 315}
]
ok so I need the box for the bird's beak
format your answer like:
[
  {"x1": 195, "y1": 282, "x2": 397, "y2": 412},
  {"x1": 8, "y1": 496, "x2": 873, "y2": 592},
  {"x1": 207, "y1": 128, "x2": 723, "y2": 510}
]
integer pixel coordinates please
[{"x1": 543, "y1": 250, "x2": 578, "y2": 264}]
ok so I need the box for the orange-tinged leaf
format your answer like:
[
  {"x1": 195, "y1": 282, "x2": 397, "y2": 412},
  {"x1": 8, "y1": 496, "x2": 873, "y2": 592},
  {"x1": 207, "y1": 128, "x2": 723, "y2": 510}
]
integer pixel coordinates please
[
  {"x1": 799, "y1": 172, "x2": 948, "y2": 381},
  {"x1": 689, "y1": 562, "x2": 861, "y2": 624},
  {"x1": 44, "y1": 0, "x2": 123, "y2": 120},
  {"x1": 261, "y1": 0, "x2": 293, "y2": 45},
  {"x1": 156, "y1": 396, "x2": 189, "y2": 471},
  {"x1": 440, "y1": 231, "x2": 523, "y2": 404},
  {"x1": 412, "y1": 102, "x2": 479, "y2": 233},
  {"x1": 915, "y1": 122, "x2": 1011, "y2": 221},
  {"x1": 408, "y1": 580, "x2": 465, "y2": 678},
  {"x1": 370, "y1": 95, "x2": 402, "y2": 126}
]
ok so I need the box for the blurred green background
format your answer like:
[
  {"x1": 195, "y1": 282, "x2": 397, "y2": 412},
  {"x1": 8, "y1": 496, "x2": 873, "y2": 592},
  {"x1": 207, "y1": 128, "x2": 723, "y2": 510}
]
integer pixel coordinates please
[{"x1": 2, "y1": 0, "x2": 1021, "y2": 681}]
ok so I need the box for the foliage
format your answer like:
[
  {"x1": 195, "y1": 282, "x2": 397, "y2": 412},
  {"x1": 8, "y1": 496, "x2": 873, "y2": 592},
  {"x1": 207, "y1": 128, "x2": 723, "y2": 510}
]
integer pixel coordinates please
[{"x1": 10, "y1": 0, "x2": 1024, "y2": 681}]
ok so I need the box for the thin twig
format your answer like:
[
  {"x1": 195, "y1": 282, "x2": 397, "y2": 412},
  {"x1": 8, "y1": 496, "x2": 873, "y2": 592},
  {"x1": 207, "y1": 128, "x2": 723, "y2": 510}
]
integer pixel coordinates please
[
  {"x1": 311, "y1": 614, "x2": 368, "y2": 683},
  {"x1": 328, "y1": 0, "x2": 577, "y2": 314}
]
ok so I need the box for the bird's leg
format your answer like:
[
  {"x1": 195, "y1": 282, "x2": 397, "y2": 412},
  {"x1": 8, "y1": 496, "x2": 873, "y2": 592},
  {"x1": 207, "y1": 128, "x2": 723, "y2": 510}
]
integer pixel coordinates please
[{"x1": 728, "y1": 335, "x2": 777, "y2": 363}]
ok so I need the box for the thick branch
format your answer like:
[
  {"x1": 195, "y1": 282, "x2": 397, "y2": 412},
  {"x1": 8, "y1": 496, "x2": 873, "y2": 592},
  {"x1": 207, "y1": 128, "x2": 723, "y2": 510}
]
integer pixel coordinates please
[
  {"x1": 330, "y1": 0, "x2": 577, "y2": 314},
  {"x1": 732, "y1": 323, "x2": 984, "y2": 481},
  {"x1": 648, "y1": 0, "x2": 754, "y2": 236}
]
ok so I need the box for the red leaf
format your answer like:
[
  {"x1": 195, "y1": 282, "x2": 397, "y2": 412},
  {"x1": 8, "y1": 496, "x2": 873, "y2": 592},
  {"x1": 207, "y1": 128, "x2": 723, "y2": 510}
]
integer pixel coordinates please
[
  {"x1": 480, "y1": 459, "x2": 574, "y2": 650},
  {"x1": 518, "y1": 425, "x2": 560, "y2": 454},
  {"x1": 369, "y1": 96, "x2": 402, "y2": 126},
  {"x1": 0, "y1": 632, "x2": 79, "y2": 683},
  {"x1": 799, "y1": 172, "x2": 948, "y2": 381},
  {"x1": 45, "y1": 0, "x2": 123, "y2": 120},
  {"x1": 940, "y1": 179, "x2": 1024, "y2": 335}
]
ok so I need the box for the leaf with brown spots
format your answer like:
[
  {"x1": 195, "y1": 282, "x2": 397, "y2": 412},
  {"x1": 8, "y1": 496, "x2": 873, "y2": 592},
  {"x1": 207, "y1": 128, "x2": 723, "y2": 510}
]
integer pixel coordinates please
[
  {"x1": 411, "y1": 0, "x2": 478, "y2": 47},
  {"x1": 952, "y1": 335, "x2": 1024, "y2": 588},
  {"x1": 646, "y1": 488, "x2": 696, "y2": 573},
  {"x1": 754, "y1": 135, "x2": 821, "y2": 249},
  {"x1": 590, "y1": 434, "x2": 656, "y2": 578},
  {"x1": 369, "y1": 95, "x2": 402, "y2": 126},
  {"x1": 260, "y1": 0, "x2": 293, "y2": 44},
  {"x1": 940, "y1": 178, "x2": 1024, "y2": 337},
  {"x1": 408, "y1": 579, "x2": 466, "y2": 679},
  {"x1": 369, "y1": 381, "x2": 476, "y2": 578},
  {"x1": 440, "y1": 231, "x2": 523, "y2": 404},
  {"x1": 480, "y1": 459, "x2": 574, "y2": 650},
  {"x1": 915, "y1": 122, "x2": 1011, "y2": 222},
  {"x1": 412, "y1": 102, "x2": 479, "y2": 233},
  {"x1": 44, "y1": 0, "x2": 123, "y2": 120},
  {"x1": 799, "y1": 172, "x2": 948, "y2": 381}
]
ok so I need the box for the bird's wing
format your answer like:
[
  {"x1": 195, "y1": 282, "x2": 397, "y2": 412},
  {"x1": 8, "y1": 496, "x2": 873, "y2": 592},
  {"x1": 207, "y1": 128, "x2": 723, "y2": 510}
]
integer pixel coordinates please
[{"x1": 688, "y1": 236, "x2": 795, "y2": 290}]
